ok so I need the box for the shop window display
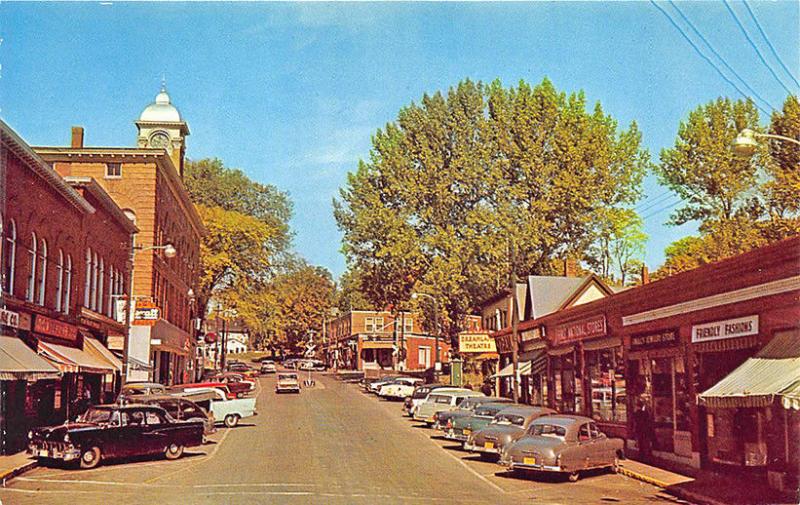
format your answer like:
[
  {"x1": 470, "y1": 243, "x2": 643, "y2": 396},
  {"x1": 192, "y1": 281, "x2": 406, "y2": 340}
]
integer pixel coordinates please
[
  {"x1": 551, "y1": 352, "x2": 579, "y2": 413},
  {"x1": 586, "y1": 347, "x2": 626, "y2": 423}
]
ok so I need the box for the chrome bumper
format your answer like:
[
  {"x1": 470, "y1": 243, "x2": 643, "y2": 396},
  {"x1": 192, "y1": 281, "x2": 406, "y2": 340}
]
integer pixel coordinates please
[{"x1": 28, "y1": 443, "x2": 81, "y2": 462}]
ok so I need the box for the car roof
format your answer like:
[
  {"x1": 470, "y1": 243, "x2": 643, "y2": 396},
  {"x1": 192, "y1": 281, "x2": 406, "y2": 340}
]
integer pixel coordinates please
[
  {"x1": 434, "y1": 390, "x2": 483, "y2": 397},
  {"x1": 122, "y1": 382, "x2": 164, "y2": 388},
  {"x1": 496, "y1": 405, "x2": 554, "y2": 416},
  {"x1": 91, "y1": 403, "x2": 166, "y2": 412},
  {"x1": 531, "y1": 414, "x2": 592, "y2": 426}
]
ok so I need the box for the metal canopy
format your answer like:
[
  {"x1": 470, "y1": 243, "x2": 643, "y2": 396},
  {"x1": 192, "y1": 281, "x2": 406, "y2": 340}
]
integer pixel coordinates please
[{"x1": 0, "y1": 336, "x2": 60, "y2": 381}]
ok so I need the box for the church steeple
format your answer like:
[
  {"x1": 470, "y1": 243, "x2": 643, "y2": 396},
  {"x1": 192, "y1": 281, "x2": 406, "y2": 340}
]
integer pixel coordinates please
[{"x1": 135, "y1": 82, "x2": 190, "y2": 177}]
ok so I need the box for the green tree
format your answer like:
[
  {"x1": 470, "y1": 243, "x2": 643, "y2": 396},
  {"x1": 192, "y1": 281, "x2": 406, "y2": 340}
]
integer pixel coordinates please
[
  {"x1": 335, "y1": 78, "x2": 648, "y2": 344},
  {"x1": 588, "y1": 208, "x2": 648, "y2": 285},
  {"x1": 762, "y1": 95, "x2": 800, "y2": 240}
]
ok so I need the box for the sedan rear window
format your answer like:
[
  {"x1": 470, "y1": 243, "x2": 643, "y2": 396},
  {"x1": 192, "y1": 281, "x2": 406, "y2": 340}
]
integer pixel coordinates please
[
  {"x1": 529, "y1": 424, "x2": 567, "y2": 438},
  {"x1": 79, "y1": 408, "x2": 112, "y2": 424},
  {"x1": 492, "y1": 414, "x2": 525, "y2": 426},
  {"x1": 474, "y1": 406, "x2": 501, "y2": 417}
]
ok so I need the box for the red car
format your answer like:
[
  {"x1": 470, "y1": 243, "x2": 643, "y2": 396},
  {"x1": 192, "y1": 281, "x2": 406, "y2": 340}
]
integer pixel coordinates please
[
  {"x1": 171, "y1": 382, "x2": 240, "y2": 399},
  {"x1": 208, "y1": 373, "x2": 256, "y2": 393}
]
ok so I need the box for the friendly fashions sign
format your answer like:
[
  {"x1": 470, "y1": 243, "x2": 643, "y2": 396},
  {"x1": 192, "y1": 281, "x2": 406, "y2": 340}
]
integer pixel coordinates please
[{"x1": 691, "y1": 315, "x2": 759, "y2": 343}]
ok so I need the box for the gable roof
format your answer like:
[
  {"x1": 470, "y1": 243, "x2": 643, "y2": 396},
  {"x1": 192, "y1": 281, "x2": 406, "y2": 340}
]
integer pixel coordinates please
[{"x1": 528, "y1": 274, "x2": 615, "y2": 320}]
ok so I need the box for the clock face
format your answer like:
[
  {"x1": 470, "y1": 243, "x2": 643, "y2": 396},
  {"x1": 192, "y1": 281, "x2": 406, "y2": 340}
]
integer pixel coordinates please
[{"x1": 150, "y1": 131, "x2": 171, "y2": 151}]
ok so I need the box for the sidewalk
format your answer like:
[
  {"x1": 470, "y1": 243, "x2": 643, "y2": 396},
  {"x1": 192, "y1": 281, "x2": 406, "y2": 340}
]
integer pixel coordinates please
[
  {"x1": 0, "y1": 450, "x2": 37, "y2": 486},
  {"x1": 619, "y1": 459, "x2": 799, "y2": 505}
]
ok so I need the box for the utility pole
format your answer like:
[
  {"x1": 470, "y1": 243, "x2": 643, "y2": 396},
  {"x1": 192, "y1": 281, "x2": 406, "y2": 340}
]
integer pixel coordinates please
[{"x1": 510, "y1": 240, "x2": 520, "y2": 403}]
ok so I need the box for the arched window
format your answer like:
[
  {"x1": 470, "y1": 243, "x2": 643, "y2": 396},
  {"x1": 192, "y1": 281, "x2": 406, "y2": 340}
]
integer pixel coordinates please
[
  {"x1": 55, "y1": 249, "x2": 64, "y2": 312},
  {"x1": 98, "y1": 258, "x2": 105, "y2": 314},
  {"x1": 107, "y1": 265, "x2": 114, "y2": 317},
  {"x1": 37, "y1": 238, "x2": 47, "y2": 306},
  {"x1": 26, "y1": 232, "x2": 37, "y2": 302},
  {"x1": 91, "y1": 251, "x2": 99, "y2": 311},
  {"x1": 3, "y1": 219, "x2": 14, "y2": 294},
  {"x1": 64, "y1": 254, "x2": 73, "y2": 314},
  {"x1": 84, "y1": 249, "x2": 92, "y2": 307}
]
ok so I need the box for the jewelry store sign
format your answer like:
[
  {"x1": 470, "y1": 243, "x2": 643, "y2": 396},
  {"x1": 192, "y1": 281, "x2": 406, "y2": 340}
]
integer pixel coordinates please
[{"x1": 692, "y1": 315, "x2": 759, "y2": 343}]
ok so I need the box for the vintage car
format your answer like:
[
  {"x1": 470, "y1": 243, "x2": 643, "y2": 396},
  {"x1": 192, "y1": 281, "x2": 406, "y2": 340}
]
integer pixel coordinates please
[
  {"x1": 299, "y1": 359, "x2": 326, "y2": 371},
  {"x1": 118, "y1": 382, "x2": 167, "y2": 400},
  {"x1": 377, "y1": 377, "x2": 424, "y2": 400},
  {"x1": 363, "y1": 375, "x2": 405, "y2": 393},
  {"x1": 276, "y1": 372, "x2": 301, "y2": 394},
  {"x1": 444, "y1": 402, "x2": 517, "y2": 443},
  {"x1": 499, "y1": 415, "x2": 625, "y2": 481},
  {"x1": 127, "y1": 395, "x2": 216, "y2": 438},
  {"x1": 433, "y1": 396, "x2": 514, "y2": 431},
  {"x1": 170, "y1": 382, "x2": 237, "y2": 399},
  {"x1": 207, "y1": 372, "x2": 256, "y2": 394},
  {"x1": 227, "y1": 361, "x2": 259, "y2": 377},
  {"x1": 260, "y1": 360, "x2": 277, "y2": 374},
  {"x1": 464, "y1": 405, "x2": 556, "y2": 460},
  {"x1": 179, "y1": 388, "x2": 258, "y2": 427},
  {"x1": 403, "y1": 384, "x2": 457, "y2": 416},
  {"x1": 413, "y1": 390, "x2": 485, "y2": 424},
  {"x1": 27, "y1": 404, "x2": 204, "y2": 469}
]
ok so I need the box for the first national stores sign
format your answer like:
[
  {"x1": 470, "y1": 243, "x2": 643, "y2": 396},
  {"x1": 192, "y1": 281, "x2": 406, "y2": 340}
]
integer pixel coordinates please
[
  {"x1": 34, "y1": 315, "x2": 78, "y2": 342},
  {"x1": 553, "y1": 315, "x2": 607, "y2": 346}
]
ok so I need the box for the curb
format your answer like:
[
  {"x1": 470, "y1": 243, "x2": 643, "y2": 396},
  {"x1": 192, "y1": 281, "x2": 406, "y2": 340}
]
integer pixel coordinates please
[
  {"x1": 618, "y1": 465, "x2": 671, "y2": 489},
  {"x1": 0, "y1": 459, "x2": 38, "y2": 487},
  {"x1": 618, "y1": 466, "x2": 732, "y2": 505}
]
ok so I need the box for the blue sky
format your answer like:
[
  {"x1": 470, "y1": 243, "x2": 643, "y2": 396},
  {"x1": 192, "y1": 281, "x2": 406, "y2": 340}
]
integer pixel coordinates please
[{"x1": 2, "y1": 2, "x2": 798, "y2": 278}]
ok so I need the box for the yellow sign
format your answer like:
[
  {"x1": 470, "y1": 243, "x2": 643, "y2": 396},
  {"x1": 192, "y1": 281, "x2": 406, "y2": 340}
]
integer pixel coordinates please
[{"x1": 459, "y1": 333, "x2": 497, "y2": 353}]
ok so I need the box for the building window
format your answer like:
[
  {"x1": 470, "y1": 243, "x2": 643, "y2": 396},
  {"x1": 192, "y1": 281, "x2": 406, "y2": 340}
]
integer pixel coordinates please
[
  {"x1": 26, "y1": 232, "x2": 37, "y2": 302},
  {"x1": 107, "y1": 265, "x2": 114, "y2": 317},
  {"x1": 84, "y1": 249, "x2": 92, "y2": 307},
  {"x1": 404, "y1": 318, "x2": 413, "y2": 333},
  {"x1": 3, "y1": 219, "x2": 15, "y2": 294},
  {"x1": 55, "y1": 249, "x2": 64, "y2": 312},
  {"x1": 92, "y1": 251, "x2": 99, "y2": 311},
  {"x1": 105, "y1": 163, "x2": 122, "y2": 178},
  {"x1": 418, "y1": 346, "x2": 431, "y2": 369},
  {"x1": 98, "y1": 258, "x2": 105, "y2": 314},
  {"x1": 37, "y1": 238, "x2": 47, "y2": 306},
  {"x1": 64, "y1": 254, "x2": 72, "y2": 314},
  {"x1": 365, "y1": 317, "x2": 374, "y2": 332},
  {"x1": 586, "y1": 346, "x2": 626, "y2": 423}
]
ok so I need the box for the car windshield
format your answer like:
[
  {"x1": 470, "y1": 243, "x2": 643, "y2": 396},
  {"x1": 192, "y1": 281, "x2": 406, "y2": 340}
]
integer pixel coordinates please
[
  {"x1": 78, "y1": 407, "x2": 113, "y2": 424},
  {"x1": 412, "y1": 388, "x2": 430, "y2": 399},
  {"x1": 279, "y1": 374, "x2": 298, "y2": 380},
  {"x1": 492, "y1": 414, "x2": 525, "y2": 426},
  {"x1": 529, "y1": 424, "x2": 568, "y2": 439},
  {"x1": 474, "y1": 406, "x2": 501, "y2": 417}
]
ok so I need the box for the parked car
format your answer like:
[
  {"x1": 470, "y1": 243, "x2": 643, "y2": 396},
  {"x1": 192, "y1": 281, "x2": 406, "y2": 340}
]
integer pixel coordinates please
[
  {"x1": 363, "y1": 375, "x2": 405, "y2": 393},
  {"x1": 299, "y1": 359, "x2": 326, "y2": 371},
  {"x1": 207, "y1": 372, "x2": 256, "y2": 394},
  {"x1": 464, "y1": 405, "x2": 556, "y2": 460},
  {"x1": 499, "y1": 415, "x2": 624, "y2": 482},
  {"x1": 413, "y1": 390, "x2": 485, "y2": 424},
  {"x1": 227, "y1": 362, "x2": 259, "y2": 377},
  {"x1": 118, "y1": 382, "x2": 166, "y2": 400},
  {"x1": 377, "y1": 377, "x2": 425, "y2": 400},
  {"x1": 444, "y1": 402, "x2": 515, "y2": 443},
  {"x1": 433, "y1": 396, "x2": 514, "y2": 431},
  {"x1": 260, "y1": 360, "x2": 277, "y2": 374},
  {"x1": 129, "y1": 395, "x2": 216, "y2": 439},
  {"x1": 275, "y1": 372, "x2": 301, "y2": 394},
  {"x1": 170, "y1": 382, "x2": 236, "y2": 400},
  {"x1": 403, "y1": 384, "x2": 456, "y2": 416},
  {"x1": 179, "y1": 388, "x2": 258, "y2": 428},
  {"x1": 27, "y1": 404, "x2": 203, "y2": 469}
]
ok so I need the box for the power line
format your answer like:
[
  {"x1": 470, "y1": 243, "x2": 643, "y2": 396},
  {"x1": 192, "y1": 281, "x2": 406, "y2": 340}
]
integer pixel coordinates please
[
  {"x1": 723, "y1": 0, "x2": 796, "y2": 96},
  {"x1": 668, "y1": 0, "x2": 776, "y2": 112},
  {"x1": 635, "y1": 191, "x2": 676, "y2": 213},
  {"x1": 649, "y1": 0, "x2": 771, "y2": 117},
  {"x1": 742, "y1": 0, "x2": 800, "y2": 90},
  {"x1": 640, "y1": 197, "x2": 683, "y2": 222}
]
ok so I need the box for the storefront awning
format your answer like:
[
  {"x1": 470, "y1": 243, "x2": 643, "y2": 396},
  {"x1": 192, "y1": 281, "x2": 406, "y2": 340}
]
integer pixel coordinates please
[
  {"x1": 492, "y1": 361, "x2": 531, "y2": 378},
  {"x1": 699, "y1": 330, "x2": 800, "y2": 409},
  {"x1": 0, "y1": 336, "x2": 60, "y2": 381},
  {"x1": 83, "y1": 337, "x2": 122, "y2": 372},
  {"x1": 361, "y1": 341, "x2": 394, "y2": 350},
  {"x1": 38, "y1": 341, "x2": 117, "y2": 374}
]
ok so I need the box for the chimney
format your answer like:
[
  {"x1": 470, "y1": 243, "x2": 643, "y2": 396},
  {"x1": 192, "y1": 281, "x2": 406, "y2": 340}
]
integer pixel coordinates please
[
  {"x1": 563, "y1": 258, "x2": 578, "y2": 277},
  {"x1": 71, "y1": 126, "x2": 84, "y2": 148},
  {"x1": 641, "y1": 265, "x2": 650, "y2": 285}
]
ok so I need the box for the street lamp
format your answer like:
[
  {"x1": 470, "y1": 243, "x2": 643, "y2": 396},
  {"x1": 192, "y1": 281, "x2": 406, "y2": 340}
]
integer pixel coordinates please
[
  {"x1": 732, "y1": 128, "x2": 800, "y2": 158},
  {"x1": 411, "y1": 292, "x2": 439, "y2": 382},
  {"x1": 121, "y1": 242, "x2": 177, "y2": 385}
]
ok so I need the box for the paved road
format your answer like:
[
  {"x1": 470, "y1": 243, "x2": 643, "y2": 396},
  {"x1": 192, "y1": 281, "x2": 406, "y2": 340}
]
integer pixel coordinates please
[{"x1": 0, "y1": 373, "x2": 691, "y2": 505}]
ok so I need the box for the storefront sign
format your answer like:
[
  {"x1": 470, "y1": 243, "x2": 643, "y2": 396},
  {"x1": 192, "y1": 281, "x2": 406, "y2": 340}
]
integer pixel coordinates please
[
  {"x1": 520, "y1": 326, "x2": 544, "y2": 342},
  {"x1": 552, "y1": 315, "x2": 606, "y2": 345},
  {"x1": 34, "y1": 315, "x2": 78, "y2": 342},
  {"x1": 459, "y1": 333, "x2": 497, "y2": 353},
  {"x1": 494, "y1": 333, "x2": 516, "y2": 354},
  {"x1": 630, "y1": 329, "x2": 678, "y2": 351},
  {"x1": 692, "y1": 315, "x2": 759, "y2": 343},
  {"x1": 0, "y1": 308, "x2": 20, "y2": 328},
  {"x1": 133, "y1": 300, "x2": 160, "y2": 326}
]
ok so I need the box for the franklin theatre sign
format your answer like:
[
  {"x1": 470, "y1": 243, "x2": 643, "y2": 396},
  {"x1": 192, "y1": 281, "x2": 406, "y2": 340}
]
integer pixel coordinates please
[{"x1": 692, "y1": 315, "x2": 759, "y2": 343}]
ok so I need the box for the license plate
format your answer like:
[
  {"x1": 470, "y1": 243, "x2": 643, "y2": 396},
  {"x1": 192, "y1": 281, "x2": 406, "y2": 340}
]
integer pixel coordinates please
[
  {"x1": 484, "y1": 442, "x2": 494, "y2": 449},
  {"x1": 463, "y1": 429, "x2": 471, "y2": 435},
  {"x1": 523, "y1": 457, "x2": 536, "y2": 465},
  {"x1": 38, "y1": 449, "x2": 49, "y2": 457}
]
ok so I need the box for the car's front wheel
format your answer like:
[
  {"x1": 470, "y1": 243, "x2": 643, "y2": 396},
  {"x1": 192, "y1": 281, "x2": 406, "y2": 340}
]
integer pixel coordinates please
[
  {"x1": 79, "y1": 446, "x2": 102, "y2": 469},
  {"x1": 165, "y1": 443, "x2": 184, "y2": 460},
  {"x1": 224, "y1": 414, "x2": 240, "y2": 427}
]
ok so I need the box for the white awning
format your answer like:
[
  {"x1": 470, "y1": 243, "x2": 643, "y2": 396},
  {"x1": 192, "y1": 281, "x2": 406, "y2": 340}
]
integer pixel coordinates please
[{"x1": 38, "y1": 341, "x2": 117, "y2": 374}]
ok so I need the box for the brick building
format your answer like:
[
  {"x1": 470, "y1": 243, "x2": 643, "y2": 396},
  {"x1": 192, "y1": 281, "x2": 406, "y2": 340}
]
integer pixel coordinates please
[
  {"x1": 37, "y1": 86, "x2": 205, "y2": 385},
  {"x1": 0, "y1": 120, "x2": 133, "y2": 454}
]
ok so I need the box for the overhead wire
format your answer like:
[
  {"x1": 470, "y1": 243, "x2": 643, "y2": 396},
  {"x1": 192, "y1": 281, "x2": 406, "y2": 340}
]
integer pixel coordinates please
[
  {"x1": 635, "y1": 191, "x2": 677, "y2": 213},
  {"x1": 742, "y1": 0, "x2": 800, "y2": 90},
  {"x1": 648, "y1": 0, "x2": 772, "y2": 117},
  {"x1": 640, "y1": 197, "x2": 684, "y2": 222},
  {"x1": 668, "y1": 0, "x2": 776, "y2": 112},
  {"x1": 722, "y1": 0, "x2": 796, "y2": 96}
]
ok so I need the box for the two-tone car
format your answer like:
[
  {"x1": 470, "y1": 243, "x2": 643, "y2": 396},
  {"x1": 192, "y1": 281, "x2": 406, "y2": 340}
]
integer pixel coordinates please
[
  {"x1": 27, "y1": 404, "x2": 204, "y2": 469},
  {"x1": 433, "y1": 396, "x2": 514, "y2": 431},
  {"x1": 413, "y1": 390, "x2": 485, "y2": 425},
  {"x1": 464, "y1": 405, "x2": 556, "y2": 460},
  {"x1": 276, "y1": 372, "x2": 301, "y2": 394},
  {"x1": 377, "y1": 377, "x2": 424, "y2": 400},
  {"x1": 403, "y1": 384, "x2": 454, "y2": 416},
  {"x1": 179, "y1": 388, "x2": 258, "y2": 427},
  {"x1": 444, "y1": 402, "x2": 516, "y2": 443},
  {"x1": 499, "y1": 415, "x2": 624, "y2": 482}
]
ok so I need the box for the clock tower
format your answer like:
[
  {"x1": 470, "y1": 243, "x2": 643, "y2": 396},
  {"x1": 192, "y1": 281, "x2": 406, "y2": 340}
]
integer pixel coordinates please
[{"x1": 135, "y1": 83, "x2": 190, "y2": 177}]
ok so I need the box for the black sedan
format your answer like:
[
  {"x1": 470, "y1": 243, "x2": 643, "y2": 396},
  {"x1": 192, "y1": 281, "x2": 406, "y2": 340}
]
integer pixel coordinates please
[{"x1": 28, "y1": 404, "x2": 204, "y2": 469}]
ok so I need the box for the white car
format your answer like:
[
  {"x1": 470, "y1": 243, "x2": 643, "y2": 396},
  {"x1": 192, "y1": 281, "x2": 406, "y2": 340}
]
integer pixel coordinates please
[
  {"x1": 377, "y1": 377, "x2": 424, "y2": 400},
  {"x1": 276, "y1": 372, "x2": 301, "y2": 394},
  {"x1": 407, "y1": 387, "x2": 472, "y2": 417},
  {"x1": 180, "y1": 388, "x2": 257, "y2": 428}
]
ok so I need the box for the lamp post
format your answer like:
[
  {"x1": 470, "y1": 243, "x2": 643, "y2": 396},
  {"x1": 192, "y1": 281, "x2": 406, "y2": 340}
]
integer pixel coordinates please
[
  {"x1": 411, "y1": 292, "x2": 439, "y2": 382},
  {"x1": 121, "y1": 243, "x2": 177, "y2": 385},
  {"x1": 732, "y1": 128, "x2": 800, "y2": 158}
]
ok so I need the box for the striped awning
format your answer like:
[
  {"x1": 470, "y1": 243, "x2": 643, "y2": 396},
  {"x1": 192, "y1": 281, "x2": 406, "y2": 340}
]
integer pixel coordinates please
[
  {"x1": 699, "y1": 330, "x2": 800, "y2": 409},
  {"x1": 519, "y1": 349, "x2": 547, "y2": 375},
  {"x1": 0, "y1": 336, "x2": 60, "y2": 381},
  {"x1": 83, "y1": 337, "x2": 122, "y2": 372},
  {"x1": 38, "y1": 341, "x2": 117, "y2": 374}
]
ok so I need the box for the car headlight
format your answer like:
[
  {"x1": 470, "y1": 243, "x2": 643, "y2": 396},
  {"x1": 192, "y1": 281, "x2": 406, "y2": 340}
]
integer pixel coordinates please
[
  {"x1": 27, "y1": 430, "x2": 33, "y2": 440},
  {"x1": 64, "y1": 433, "x2": 70, "y2": 443}
]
